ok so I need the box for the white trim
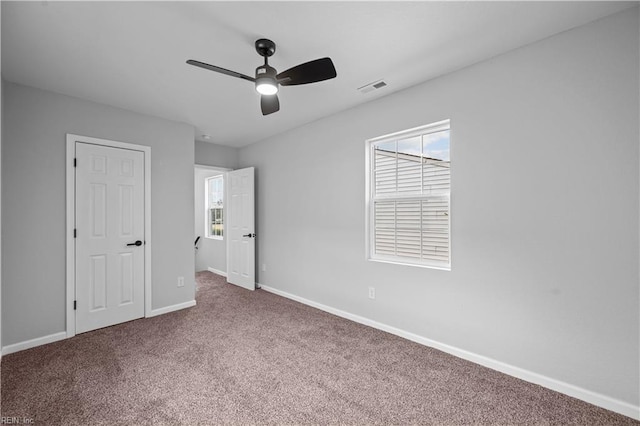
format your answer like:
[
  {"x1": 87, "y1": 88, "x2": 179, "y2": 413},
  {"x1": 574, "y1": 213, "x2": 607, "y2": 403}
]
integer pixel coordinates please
[
  {"x1": 194, "y1": 164, "x2": 231, "y2": 172},
  {"x1": 367, "y1": 257, "x2": 451, "y2": 271},
  {"x1": 364, "y1": 137, "x2": 371, "y2": 262},
  {"x1": 259, "y1": 284, "x2": 640, "y2": 421},
  {"x1": 147, "y1": 300, "x2": 196, "y2": 318},
  {"x1": 367, "y1": 119, "x2": 451, "y2": 144},
  {"x1": 65, "y1": 140, "x2": 75, "y2": 337},
  {"x1": 2, "y1": 300, "x2": 195, "y2": 354},
  {"x1": 66, "y1": 134, "x2": 152, "y2": 338},
  {"x1": 207, "y1": 267, "x2": 227, "y2": 277},
  {"x1": 2, "y1": 332, "x2": 67, "y2": 356}
]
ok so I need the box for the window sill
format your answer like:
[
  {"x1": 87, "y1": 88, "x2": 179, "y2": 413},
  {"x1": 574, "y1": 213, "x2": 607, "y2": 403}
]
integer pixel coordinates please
[
  {"x1": 205, "y1": 236, "x2": 224, "y2": 241},
  {"x1": 368, "y1": 257, "x2": 450, "y2": 271}
]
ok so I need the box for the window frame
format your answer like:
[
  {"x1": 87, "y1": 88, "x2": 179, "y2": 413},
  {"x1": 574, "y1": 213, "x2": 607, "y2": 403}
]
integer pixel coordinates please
[
  {"x1": 365, "y1": 119, "x2": 451, "y2": 270},
  {"x1": 205, "y1": 174, "x2": 224, "y2": 240}
]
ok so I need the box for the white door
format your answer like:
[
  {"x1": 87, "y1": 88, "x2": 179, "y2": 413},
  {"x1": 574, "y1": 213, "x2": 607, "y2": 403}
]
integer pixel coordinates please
[
  {"x1": 75, "y1": 142, "x2": 145, "y2": 333},
  {"x1": 227, "y1": 167, "x2": 255, "y2": 290}
]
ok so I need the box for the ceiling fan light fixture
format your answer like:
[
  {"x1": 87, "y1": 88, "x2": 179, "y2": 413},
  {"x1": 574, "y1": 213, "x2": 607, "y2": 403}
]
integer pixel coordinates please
[
  {"x1": 187, "y1": 37, "x2": 336, "y2": 115},
  {"x1": 255, "y1": 78, "x2": 279, "y2": 95},
  {"x1": 255, "y1": 63, "x2": 279, "y2": 95}
]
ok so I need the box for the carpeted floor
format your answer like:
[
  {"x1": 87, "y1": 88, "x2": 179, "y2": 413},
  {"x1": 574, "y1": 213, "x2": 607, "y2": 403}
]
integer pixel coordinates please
[{"x1": 1, "y1": 271, "x2": 638, "y2": 425}]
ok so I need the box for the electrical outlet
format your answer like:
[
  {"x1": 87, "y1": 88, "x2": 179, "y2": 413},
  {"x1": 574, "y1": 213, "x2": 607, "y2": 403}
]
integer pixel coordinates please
[
  {"x1": 368, "y1": 287, "x2": 376, "y2": 300},
  {"x1": 262, "y1": 263, "x2": 267, "y2": 272},
  {"x1": 177, "y1": 276, "x2": 184, "y2": 287}
]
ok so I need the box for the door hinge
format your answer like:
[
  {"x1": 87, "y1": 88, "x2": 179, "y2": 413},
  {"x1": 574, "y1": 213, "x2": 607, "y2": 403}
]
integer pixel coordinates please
[
  {"x1": 74, "y1": 158, "x2": 77, "y2": 167},
  {"x1": 74, "y1": 229, "x2": 77, "y2": 238},
  {"x1": 74, "y1": 300, "x2": 77, "y2": 310}
]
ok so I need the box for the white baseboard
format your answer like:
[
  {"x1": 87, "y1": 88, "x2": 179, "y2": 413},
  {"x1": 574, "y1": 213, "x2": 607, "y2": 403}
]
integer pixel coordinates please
[
  {"x1": 2, "y1": 302, "x2": 197, "y2": 355},
  {"x1": 207, "y1": 267, "x2": 227, "y2": 277},
  {"x1": 259, "y1": 284, "x2": 640, "y2": 421},
  {"x1": 2, "y1": 331, "x2": 67, "y2": 356},
  {"x1": 147, "y1": 300, "x2": 196, "y2": 318}
]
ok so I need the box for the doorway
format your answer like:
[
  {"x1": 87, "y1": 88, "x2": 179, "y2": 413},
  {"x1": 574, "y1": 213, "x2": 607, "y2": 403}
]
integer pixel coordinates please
[
  {"x1": 194, "y1": 165, "x2": 229, "y2": 276},
  {"x1": 194, "y1": 165, "x2": 256, "y2": 291}
]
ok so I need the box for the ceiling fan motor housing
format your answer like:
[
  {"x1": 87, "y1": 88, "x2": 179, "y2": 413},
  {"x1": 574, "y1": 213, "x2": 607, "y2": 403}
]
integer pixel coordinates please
[{"x1": 255, "y1": 64, "x2": 279, "y2": 95}]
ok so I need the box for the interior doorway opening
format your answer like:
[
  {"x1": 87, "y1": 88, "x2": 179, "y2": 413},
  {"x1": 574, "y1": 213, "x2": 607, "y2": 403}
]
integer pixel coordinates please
[{"x1": 194, "y1": 165, "x2": 229, "y2": 277}]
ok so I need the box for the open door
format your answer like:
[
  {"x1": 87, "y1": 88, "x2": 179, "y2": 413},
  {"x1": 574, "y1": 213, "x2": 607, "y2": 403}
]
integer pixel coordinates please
[{"x1": 226, "y1": 167, "x2": 255, "y2": 290}]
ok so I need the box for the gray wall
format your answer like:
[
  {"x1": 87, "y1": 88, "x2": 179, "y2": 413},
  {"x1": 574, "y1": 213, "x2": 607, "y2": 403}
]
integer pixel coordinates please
[
  {"x1": 2, "y1": 82, "x2": 196, "y2": 346},
  {"x1": 195, "y1": 140, "x2": 238, "y2": 170},
  {"x1": 194, "y1": 167, "x2": 227, "y2": 273},
  {"x1": 239, "y1": 9, "x2": 639, "y2": 406}
]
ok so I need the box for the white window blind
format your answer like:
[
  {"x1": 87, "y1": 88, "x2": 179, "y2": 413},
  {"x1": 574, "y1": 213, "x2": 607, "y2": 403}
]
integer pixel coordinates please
[{"x1": 368, "y1": 120, "x2": 450, "y2": 269}]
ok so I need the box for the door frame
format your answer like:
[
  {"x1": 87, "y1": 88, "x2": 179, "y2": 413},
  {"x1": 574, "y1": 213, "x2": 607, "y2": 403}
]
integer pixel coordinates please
[{"x1": 65, "y1": 134, "x2": 152, "y2": 338}]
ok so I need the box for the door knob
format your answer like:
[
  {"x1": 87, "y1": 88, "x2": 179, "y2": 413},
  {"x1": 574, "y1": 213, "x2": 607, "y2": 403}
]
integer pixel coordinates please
[
  {"x1": 126, "y1": 240, "x2": 143, "y2": 247},
  {"x1": 242, "y1": 233, "x2": 256, "y2": 238}
]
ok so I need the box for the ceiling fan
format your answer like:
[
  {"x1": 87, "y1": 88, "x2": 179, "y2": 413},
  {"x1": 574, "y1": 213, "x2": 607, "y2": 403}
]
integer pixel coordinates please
[{"x1": 187, "y1": 38, "x2": 337, "y2": 116}]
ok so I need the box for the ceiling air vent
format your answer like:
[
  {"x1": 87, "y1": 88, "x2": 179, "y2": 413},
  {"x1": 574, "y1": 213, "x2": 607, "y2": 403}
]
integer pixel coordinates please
[{"x1": 357, "y1": 79, "x2": 387, "y2": 94}]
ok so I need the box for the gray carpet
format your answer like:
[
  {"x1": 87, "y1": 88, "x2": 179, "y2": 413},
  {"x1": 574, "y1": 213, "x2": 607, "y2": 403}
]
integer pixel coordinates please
[{"x1": 1, "y1": 271, "x2": 637, "y2": 425}]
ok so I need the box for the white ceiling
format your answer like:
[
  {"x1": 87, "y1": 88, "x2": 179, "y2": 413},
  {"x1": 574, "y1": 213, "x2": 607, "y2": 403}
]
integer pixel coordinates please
[{"x1": 2, "y1": 1, "x2": 635, "y2": 147}]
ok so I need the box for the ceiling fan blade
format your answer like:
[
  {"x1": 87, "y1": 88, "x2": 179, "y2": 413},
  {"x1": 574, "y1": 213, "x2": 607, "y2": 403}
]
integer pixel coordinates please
[
  {"x1": 261, "y1": 94, "x2": 280, "y2": 115},
  {"x1": 186, "y1": 59, "x2": 255, "y2": 82},
  {"x1": 277, "y1": 57, "x2": 336, "y2": 86}
]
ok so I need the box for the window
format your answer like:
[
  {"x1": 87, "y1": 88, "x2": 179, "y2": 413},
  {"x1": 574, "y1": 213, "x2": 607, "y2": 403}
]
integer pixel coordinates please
[
  {"x1": 367, "y1": 120, "x2": 451, "y2": 269},
  {"x1": 206, "y1": 175, "x2": 224, "y2": 239}
]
